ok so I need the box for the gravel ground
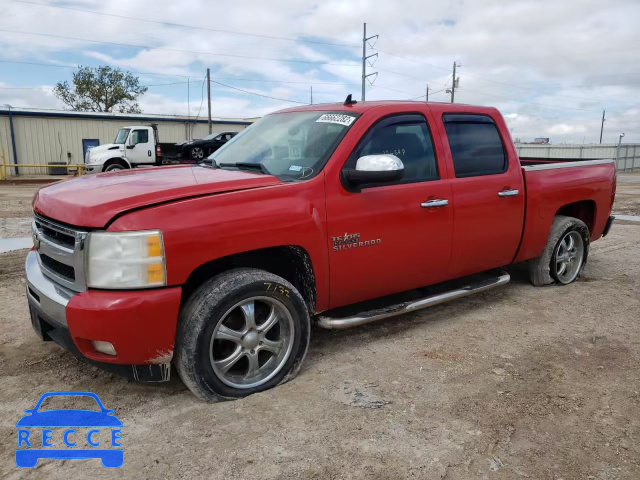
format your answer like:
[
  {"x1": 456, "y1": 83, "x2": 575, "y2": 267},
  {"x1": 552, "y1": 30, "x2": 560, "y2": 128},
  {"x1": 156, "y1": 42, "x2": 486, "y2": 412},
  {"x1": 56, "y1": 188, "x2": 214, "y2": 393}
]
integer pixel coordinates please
[{"x1": 0, "y1": 176, "x2": 639, "y2": 479}]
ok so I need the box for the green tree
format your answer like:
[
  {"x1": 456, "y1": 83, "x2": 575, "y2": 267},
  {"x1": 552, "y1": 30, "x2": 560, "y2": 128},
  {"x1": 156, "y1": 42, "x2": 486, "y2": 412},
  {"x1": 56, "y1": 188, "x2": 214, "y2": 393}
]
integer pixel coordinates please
[{"x1": 53, "y1": 65, "x2": 148, "y2": 113}]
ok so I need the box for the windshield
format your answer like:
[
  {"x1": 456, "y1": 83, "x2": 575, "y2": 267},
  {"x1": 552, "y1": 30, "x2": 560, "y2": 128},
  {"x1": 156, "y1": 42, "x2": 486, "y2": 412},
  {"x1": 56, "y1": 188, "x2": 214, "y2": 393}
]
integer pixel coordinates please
[
  {"x1": 201, "y1": 133, "x2": 220, "y2": 141},
  {"x1": 114, "y1": 128, "x2": 130, "y2": 144},
  {"x1": 207, "y1": 111, "x2": 358, "y2": 180}
]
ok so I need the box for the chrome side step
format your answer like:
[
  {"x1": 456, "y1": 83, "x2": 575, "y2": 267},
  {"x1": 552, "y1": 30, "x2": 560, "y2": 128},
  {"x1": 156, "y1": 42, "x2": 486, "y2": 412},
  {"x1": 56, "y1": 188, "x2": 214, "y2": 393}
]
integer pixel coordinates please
[{"x1": 317, "y1": 271, "x2": 510, "y2": 330}]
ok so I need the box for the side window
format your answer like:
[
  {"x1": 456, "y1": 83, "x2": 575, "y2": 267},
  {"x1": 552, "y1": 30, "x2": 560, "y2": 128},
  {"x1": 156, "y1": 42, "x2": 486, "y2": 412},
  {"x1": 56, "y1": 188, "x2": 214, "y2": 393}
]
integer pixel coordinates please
[
  {"x1": 131, "y1": 129, "x2": 149, "y2": 145},
  {"x1": 347, "y1": 115, "x2": 439, "y2": 186},
  {"x1": 443, "y1": 114, "x2": 507, "y2": 177}
]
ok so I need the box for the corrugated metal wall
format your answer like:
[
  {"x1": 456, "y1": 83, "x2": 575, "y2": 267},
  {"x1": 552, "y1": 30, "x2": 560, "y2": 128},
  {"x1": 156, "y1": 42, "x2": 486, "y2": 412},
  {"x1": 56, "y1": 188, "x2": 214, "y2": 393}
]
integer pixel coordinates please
[
  {"x1": 0, "y1": 112, "x2": 251, "y2": 175},
  {"x1": 515, "y1": 143, "x2": 640, "y2": 172}
]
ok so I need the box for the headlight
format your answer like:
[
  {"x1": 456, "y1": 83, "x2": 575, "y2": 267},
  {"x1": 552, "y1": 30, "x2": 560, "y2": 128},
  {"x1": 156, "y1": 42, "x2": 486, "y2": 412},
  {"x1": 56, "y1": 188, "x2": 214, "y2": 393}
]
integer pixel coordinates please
[{"x1": 86, "y1": 230, "x2": 166, "y2": 289}]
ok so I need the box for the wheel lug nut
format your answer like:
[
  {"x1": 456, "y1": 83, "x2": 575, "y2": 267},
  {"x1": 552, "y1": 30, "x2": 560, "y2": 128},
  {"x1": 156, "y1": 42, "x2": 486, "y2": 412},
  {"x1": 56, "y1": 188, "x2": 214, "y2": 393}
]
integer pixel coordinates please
[
  {"x1": 250, "y1": 350, "x2": 255, "y2": 354},
  {"x1": 259, "y1": 341, "x2": 263, "y2": 345}
]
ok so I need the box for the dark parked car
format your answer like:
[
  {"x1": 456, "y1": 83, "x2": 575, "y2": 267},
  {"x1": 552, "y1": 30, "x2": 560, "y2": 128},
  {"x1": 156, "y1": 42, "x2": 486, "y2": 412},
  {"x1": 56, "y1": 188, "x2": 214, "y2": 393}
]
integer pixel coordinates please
[{"x1": 181, "y1": 131, "x2": 237, "y2": 161}]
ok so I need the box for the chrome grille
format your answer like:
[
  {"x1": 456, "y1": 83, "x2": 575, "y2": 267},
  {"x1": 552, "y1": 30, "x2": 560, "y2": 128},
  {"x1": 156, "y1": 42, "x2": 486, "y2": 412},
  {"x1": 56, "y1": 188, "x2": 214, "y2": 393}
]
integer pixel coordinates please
[{"x1": 32, "y1": 214, "x2": 88, "y2": 292}]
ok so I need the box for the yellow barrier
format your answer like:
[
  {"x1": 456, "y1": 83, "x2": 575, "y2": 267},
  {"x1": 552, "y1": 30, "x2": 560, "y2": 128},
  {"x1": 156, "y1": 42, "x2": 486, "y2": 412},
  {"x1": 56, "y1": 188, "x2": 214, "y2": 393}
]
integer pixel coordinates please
[{"x1": 0, "y1": 150, "x2": 85, "y2": 180}]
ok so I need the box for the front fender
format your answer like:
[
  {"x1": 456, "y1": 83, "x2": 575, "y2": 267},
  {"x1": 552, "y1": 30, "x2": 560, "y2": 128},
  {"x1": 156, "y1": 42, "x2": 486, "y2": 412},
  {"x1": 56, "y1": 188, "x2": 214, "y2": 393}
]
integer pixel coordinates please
[{"x1": 107, "y1": 178, "x2": 330, "y2": 310}]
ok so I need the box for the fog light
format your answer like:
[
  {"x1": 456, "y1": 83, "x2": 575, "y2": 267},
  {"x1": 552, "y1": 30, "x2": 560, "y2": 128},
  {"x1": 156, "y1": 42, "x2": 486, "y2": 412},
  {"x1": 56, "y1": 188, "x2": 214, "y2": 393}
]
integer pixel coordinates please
[{"x1": 92, "y1": 340, "x2": 116, "y2": 356}]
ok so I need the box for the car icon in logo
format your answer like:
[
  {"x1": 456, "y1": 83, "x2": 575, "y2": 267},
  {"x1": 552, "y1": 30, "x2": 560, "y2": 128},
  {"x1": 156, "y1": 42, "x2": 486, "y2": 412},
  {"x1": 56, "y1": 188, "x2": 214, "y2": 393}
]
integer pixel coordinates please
[{"x1": 15, "y1": 391, "x2": 123, "y2": 468}]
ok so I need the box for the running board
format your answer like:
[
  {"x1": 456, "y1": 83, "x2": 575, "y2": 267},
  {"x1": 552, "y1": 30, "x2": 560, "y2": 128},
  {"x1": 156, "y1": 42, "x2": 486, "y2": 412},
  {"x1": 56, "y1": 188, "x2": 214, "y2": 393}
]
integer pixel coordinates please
[{"x1": 317, "y1": 271, "x2": 511, "y2": 330}]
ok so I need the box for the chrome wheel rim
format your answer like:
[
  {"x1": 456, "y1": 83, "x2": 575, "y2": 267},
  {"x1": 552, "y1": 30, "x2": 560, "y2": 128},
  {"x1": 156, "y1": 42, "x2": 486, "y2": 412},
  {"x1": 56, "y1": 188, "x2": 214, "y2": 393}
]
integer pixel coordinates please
[
  {"x1": 209, "y1": 296, "x2": 295, "y2": 389},
  {"x1": 191, "y1": 147, "x2": 204, "y2": 159},
  {"x1": 105, "y1": 164, "x2": 124, "y2": 171},
  {"x1": 554, "y1": 231, "x2": 584, "y2": 284}
]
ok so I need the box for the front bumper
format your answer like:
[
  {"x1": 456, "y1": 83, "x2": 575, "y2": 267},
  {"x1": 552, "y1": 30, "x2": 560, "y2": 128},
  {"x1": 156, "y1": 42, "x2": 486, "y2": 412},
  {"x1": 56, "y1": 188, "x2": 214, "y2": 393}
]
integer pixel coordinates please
[
  {"x1": 25, "y1": 250, "x2": 182, "y2": 380},
  {"x1": 84, "y1": 164, "x2": 101, "y2": 173}
]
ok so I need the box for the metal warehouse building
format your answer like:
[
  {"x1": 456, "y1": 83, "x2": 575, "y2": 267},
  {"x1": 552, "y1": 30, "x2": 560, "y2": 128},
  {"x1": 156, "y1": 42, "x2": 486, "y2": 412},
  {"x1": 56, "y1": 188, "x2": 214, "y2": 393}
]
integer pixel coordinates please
[{"x1": 0, "y1": 108, "x2": 256, "y2": 175}]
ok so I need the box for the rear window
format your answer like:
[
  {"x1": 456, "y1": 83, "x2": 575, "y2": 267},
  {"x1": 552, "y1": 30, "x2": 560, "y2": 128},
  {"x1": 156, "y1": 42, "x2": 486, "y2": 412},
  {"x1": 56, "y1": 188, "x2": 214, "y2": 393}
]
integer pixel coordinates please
[{"x1": 443, "y1": 114, "x2": 507, "y2": 177}]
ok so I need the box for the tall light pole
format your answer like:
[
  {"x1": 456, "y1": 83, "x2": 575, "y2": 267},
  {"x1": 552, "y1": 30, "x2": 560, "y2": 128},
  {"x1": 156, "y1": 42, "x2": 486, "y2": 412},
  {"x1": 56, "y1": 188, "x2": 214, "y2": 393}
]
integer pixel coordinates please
[
  {"x1": 599, "y1": 109, "x2": 605, "y2": 144},
  {"x1": 361, "y1": 23, "x2": 378, "y2": 101}
]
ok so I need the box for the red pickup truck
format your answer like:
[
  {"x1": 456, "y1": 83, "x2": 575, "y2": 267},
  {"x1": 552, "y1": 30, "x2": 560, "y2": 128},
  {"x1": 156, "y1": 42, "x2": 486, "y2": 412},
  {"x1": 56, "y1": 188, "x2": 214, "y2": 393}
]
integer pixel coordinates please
[{"x1": 26, "y1": 99, "x2": 616, "y2": 401}]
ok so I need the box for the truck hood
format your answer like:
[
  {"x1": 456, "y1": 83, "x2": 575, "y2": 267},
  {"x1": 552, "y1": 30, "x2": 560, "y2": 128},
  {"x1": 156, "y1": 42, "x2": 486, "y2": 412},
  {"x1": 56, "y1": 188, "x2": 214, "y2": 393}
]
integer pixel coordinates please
[{"x1": 33, "y1": 165, "x2": 283, "y2": 227}]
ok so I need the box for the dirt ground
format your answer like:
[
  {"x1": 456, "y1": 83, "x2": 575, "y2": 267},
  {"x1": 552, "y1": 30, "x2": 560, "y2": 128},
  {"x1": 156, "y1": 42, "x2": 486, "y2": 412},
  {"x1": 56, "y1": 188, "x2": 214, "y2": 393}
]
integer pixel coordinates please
[{"x1": 0, "y1": 175, "x2": 639, "y2": 479}]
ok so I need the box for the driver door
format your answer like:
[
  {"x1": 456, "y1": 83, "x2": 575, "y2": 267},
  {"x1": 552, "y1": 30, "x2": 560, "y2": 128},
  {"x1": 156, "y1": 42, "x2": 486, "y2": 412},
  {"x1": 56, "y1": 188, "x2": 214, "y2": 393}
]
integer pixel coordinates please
[
  {"x1": 126, "y1": 128, "x2": 153, "y2": 164},
  {"x1": 325, "y1": 114, "x2": 454, "y2": 308}
]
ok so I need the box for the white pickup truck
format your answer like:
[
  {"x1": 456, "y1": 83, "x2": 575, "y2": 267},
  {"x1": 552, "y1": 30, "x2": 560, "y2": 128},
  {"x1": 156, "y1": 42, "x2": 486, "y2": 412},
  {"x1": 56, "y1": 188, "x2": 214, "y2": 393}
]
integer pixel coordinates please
[{"x1": 84, "y1": 125, "x2": 177, "y2": 173}]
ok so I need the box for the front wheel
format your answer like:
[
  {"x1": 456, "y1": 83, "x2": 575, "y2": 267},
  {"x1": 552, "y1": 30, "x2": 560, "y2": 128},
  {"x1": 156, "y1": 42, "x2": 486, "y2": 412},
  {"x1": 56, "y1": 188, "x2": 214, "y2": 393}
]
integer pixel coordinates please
[
  {"x1": 529, "y1": 215, "x2": 590, "y2": 286},
  {"x1": 103, "y1": 163, "x2": 125, "y2": 172},
  {"x1": 175, "y1": 268, "x2": 310, "y2": 401},
  {"x1": 190, "y1": 147, "x2": 204, "y2": 160}
]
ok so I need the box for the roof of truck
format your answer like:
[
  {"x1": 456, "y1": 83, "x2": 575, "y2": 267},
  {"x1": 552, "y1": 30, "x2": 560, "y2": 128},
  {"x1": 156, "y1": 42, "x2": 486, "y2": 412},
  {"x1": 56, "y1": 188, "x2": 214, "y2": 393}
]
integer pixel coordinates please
[{"x1": 276, "y1": 100, "x2": 500, "y2": 116}]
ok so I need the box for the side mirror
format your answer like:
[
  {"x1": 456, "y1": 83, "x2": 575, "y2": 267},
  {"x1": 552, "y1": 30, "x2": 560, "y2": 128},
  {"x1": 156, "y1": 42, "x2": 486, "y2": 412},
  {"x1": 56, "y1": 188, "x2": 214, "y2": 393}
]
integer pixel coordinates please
[
  {"x1": 126, "y1": 136, "x2": 136, "y2": 149},
  {"x1": 342, "y1": 154, "x2": 404, "y2": 191}
]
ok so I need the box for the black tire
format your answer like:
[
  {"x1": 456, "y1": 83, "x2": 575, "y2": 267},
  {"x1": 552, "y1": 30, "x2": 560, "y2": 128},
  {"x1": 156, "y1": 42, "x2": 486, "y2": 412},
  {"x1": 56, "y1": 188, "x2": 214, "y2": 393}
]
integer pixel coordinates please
[
  {"x1": 190, "y1": 147, "x2": 205, "y2": 160},
  {"x1": 175, "y1": 268, "x2": 311, "y2": 401},
  {"x1": 103, "y1": 161, "x2": 126, "y2": 172},
  {"x1": 529, "y1": 215, "x2": 590, "y2": 286}
]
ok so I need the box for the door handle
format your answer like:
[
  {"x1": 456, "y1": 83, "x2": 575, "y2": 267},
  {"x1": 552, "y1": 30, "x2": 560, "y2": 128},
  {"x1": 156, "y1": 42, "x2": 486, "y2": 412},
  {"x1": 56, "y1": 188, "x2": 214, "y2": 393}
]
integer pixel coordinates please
[
  {"x1": 421, "y1": 199, "x2": 449, "y2": 208},
  {"x1": 498, "y1": 189, "x2": 519, "y2": 197}
]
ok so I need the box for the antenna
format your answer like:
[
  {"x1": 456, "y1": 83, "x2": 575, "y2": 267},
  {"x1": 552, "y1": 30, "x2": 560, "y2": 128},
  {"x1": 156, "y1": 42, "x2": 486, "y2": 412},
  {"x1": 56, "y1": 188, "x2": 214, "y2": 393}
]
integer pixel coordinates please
[{"x1": 344, "y1": 94, "x2": 358, "y2": 106}]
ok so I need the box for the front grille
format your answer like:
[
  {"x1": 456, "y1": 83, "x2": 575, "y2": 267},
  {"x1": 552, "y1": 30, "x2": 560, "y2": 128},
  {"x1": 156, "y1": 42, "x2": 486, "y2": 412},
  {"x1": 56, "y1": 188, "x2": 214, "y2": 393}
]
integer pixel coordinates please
[
  {"x1": 33, "y1": 214, "x2": 87, "y2": 292},
  {"x1": 40, "y1": 254, "x2": 76, "y2": 281},
  {"x1": 35, "y1": 220, "x2": 75, "y2": 248}
]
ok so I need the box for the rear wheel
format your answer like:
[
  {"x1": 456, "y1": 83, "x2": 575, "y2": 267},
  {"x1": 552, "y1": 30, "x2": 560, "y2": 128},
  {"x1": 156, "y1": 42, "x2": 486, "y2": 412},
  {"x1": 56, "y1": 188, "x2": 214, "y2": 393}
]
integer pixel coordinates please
[
  {"x1": 529, "y1": 215, "x2": 590, "y2": 286},
  {"x1": 175, "y1": 268, "x2": 310, "y2": 401}
]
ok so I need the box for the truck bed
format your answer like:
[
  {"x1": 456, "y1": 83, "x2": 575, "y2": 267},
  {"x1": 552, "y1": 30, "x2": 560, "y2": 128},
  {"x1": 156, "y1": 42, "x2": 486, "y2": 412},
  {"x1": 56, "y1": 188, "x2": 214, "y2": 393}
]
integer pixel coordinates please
[{"x1": 515, "y1": 158, "x2": 616, "y2": 263}]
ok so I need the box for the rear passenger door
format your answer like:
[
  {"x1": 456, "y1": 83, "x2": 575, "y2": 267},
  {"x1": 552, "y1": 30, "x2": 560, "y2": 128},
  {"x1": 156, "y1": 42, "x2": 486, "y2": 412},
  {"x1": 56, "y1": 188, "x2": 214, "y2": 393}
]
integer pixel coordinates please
[{"x1": 441, "y1": 114, "x2": 524, "y2": 277}]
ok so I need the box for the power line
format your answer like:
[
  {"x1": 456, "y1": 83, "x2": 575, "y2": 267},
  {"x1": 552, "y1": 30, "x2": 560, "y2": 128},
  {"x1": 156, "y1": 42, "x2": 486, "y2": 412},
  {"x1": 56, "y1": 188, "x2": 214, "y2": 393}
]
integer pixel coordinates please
[
  {"x1": 209, "y1": 79, "x2": 307, "y2": 104},
  {"x1": 408, "y1": 88, "x2": 447, "y2": 100},
  {"x1": 0, "y1": 29, "x2": 361, "y2": 67},
  {"x1": 460, "y1": 87, "x2": 601, "y2": 112},
  {"x1": 143, "y1": 81, "x2": 191, "y2": 87},
  {"x1": 370, "y1": 84, "x2": 421, "y2": 96},
  {"x1": 12, "y1": 0, "x2": 360, "y2": 49},
  {"x1": 0, "y1": 85, "x2": 52, "y2": 90},
  {"x1": 0, "y1": 60, "x2": 359, "y2": 86},
  {"x1": 0, "y1": 59, "x2": 194, "y2": 78}
]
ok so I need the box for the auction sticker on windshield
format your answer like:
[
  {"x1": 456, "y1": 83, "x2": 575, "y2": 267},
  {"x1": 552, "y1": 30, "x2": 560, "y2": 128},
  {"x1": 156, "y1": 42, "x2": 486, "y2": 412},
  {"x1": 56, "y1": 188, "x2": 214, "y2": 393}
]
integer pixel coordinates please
[{"x1": 316, "y1": 113, "x2": 356, "y2": 126}]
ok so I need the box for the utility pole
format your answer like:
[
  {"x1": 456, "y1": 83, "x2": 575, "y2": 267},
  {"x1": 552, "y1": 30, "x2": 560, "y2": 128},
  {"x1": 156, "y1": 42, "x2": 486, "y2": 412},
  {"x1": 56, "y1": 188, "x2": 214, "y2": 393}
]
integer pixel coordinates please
[
  {"x1": 207, "y1": 68, "x2": 212, "y2": 134},
  {"x1": 361, "y1": 22, "x2": 378, "y2": 101},
  {"x1": 599, "y1": 109, "x2": 605, "y2": 144},
  {"x1": 426, "y1": 84, "x2": 429, "y2": 102},
  {"x1": 449, "y1": 62, "x2": 461, "y2": 103},
  {"x1": 187, "y1": 77, "x2": 190, "y2": 140},
  {"x1": 616, "y1": 132, "x2": 625, "y2": 170},
  {"x1": 310, "y1": 86, "x2": 313, "y2": 105}
]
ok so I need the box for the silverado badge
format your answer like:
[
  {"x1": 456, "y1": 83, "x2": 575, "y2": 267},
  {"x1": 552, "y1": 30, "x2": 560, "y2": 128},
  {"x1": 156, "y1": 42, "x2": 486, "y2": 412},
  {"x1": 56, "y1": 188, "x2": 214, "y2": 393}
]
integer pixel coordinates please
[{"x1": 332, "y1": 232, "x2": 382, "y2": 252}]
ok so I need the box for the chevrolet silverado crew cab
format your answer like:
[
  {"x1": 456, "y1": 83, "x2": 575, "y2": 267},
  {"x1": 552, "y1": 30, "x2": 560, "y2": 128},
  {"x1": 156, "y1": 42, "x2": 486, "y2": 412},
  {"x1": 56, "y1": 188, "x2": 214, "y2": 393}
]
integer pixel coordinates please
[{"x1": 27, "y1": 98, "x2": 616, "y2": 401}]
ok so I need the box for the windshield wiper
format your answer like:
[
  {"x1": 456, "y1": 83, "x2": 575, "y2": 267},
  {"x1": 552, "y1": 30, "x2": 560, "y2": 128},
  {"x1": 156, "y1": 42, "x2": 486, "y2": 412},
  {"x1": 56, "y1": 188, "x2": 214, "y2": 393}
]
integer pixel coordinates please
[{"x1": 218, "y1": 162, "x2": 271, "y2": 175}]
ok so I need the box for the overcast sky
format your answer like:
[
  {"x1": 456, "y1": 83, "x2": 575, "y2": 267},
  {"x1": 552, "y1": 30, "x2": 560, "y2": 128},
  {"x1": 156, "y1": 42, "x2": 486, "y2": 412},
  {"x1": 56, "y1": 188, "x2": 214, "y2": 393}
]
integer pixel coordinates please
[{"x1": 1, "y1": 0, "x2": 639, "y2": 143}]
